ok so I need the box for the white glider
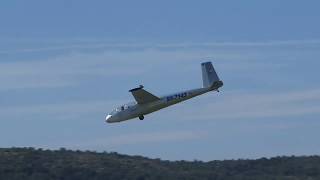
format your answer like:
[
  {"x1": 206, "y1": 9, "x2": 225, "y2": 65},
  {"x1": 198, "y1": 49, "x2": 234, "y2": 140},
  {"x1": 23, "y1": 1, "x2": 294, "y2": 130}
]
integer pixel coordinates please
[{"x1": 106, "y1": 62, "x2": 223, "y2": 123}]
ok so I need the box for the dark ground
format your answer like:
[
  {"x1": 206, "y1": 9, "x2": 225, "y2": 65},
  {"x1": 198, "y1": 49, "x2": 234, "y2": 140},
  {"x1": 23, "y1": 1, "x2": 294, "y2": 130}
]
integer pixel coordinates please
[{"x1": 1, "y1": 148, "x2": 320, "y2": 180}]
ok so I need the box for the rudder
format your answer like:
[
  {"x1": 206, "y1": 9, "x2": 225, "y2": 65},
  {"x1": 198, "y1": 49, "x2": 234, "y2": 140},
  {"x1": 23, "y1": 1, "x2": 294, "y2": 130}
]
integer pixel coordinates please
[{"x1": 201, "y1": 62, "x2": 222, "y2": 89}]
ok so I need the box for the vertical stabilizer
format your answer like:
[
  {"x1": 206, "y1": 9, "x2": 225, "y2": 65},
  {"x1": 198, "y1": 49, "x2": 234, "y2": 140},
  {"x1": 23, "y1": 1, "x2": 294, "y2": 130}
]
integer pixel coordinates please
[{"x1": 201, "y1": 62, "x2": 223, "y2": 89}]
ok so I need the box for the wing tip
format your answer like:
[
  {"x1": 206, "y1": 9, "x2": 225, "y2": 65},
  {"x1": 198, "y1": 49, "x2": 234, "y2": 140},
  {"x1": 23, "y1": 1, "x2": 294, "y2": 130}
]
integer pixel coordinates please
[{"x1": 129, "y1": 85, "x2": 144, "y2": 92}]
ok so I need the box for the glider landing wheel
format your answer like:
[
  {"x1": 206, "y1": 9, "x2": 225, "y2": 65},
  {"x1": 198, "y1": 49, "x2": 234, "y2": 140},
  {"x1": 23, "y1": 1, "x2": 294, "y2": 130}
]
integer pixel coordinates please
[{"x1": 139, "y1": 115, "x2": 144, "y2": 120}]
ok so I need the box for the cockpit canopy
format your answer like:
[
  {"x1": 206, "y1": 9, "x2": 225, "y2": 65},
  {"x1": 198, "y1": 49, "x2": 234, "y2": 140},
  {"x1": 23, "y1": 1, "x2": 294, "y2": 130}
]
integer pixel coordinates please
[{"x1": 109, "y1": 102, "x2": 137, "y2": 115}]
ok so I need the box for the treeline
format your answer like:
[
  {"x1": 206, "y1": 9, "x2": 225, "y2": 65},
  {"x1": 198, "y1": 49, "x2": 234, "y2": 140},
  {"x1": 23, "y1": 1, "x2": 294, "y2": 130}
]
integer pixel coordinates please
[{"x1": 0, "y1": 148, "x2": 320, "y2": 180}]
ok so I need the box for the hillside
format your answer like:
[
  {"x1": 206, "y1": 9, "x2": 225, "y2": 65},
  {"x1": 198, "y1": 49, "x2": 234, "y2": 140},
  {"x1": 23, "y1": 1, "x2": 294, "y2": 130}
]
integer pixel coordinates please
[{"x1": 0, "y1": 148, "x2": 320, "y2": 180}]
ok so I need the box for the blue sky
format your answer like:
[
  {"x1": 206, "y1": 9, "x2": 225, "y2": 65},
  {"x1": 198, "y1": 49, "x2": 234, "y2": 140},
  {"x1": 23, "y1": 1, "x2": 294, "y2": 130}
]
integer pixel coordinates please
[{"x1": 1, "y1": 0, "x2": 320, "y2": 161}]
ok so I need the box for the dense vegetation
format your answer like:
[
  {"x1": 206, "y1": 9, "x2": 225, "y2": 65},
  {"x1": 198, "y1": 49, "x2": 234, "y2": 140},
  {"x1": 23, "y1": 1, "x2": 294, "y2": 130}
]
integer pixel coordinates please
[{"x1": 0, "y1": 148, "x2": 320, "y2": 180}]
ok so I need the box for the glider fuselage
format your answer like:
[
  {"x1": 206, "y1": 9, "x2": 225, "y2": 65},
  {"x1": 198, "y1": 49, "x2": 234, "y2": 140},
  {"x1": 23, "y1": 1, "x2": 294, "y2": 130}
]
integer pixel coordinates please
[
  {"x1": 106, "y1": 81, "x2": 223, "y2": 123},
  {"x1": 105, "y1": 61, "x2": 223, "y2": 123}
]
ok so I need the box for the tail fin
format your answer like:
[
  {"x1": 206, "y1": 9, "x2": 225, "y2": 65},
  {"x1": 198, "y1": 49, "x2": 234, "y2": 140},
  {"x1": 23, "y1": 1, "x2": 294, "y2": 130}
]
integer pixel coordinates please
[{"x1": 201, "y1": 62, "x2": 223, "y2": 89}]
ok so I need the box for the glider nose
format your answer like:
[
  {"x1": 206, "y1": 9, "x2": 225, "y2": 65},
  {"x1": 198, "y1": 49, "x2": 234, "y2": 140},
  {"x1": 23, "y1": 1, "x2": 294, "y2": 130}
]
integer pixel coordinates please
[{"x1": 105, "y1": 115, "x2": 112, "y2": 123}]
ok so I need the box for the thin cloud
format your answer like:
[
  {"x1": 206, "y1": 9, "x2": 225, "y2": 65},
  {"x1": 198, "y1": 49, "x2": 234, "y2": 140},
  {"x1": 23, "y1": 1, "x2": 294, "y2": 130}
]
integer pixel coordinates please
[
  {"x1": 6, "y1": 87, "x2": 317, "y2": 123},
  {"x1": 1, "y1": 39, "x2": 319, "y2": 90},
  {"x1": 0, "y1": 49, "x2": 225, "y2": 90},
  {"x1": 1, "y1": 39, "x2": 320, "y2": 54},
  {"x1": 172, "y1": 88, "x2": 320, "y2": 121},
  {"x1": 0, "y1": 52, "x2": 149, "y2": 90},
  {"x1": 0, "y1": 100, "x2": 124, "y2": 121},
  {"x1": 61, "y1": 130, "x2": 208, "y2": 149}
]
